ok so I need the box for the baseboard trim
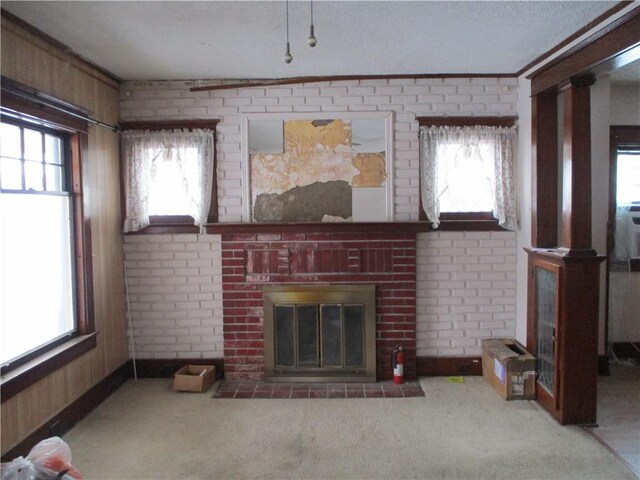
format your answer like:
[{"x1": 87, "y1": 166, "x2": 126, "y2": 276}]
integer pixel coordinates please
[
  {"x1": 598, "y1": 355, "x2": 610, "y2": 376},
  {"x1": 133, "y1": 358, "x2": 225, "y2": 379},
  {"x1": 1, "y1": 360, "x2": 131, "y2": 461},
  {"x1": 416, "y1": 356, "x2": 483, "y2": 376},
  {"x1": 612, "y1": 342, "x2": 640, "y2": 360}
]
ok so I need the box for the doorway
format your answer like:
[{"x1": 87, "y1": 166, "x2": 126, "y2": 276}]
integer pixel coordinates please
[{"x1": 607, "y1": 125, "x2": 640, "y2": 360}]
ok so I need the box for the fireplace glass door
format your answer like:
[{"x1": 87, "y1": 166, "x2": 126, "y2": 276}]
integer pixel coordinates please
[
  {"x1": 264, "y1": 285, "x2": 376, "y2": 382},
  {"x1": 274, "y1": 304, "x2": 365, "y2": 370}
]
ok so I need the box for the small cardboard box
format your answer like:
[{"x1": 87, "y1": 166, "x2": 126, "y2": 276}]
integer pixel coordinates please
[
  {"x1": 173, "y1": 365, "x2": 216, "y2": 393},
  {"x1": 482, "y1": 338, "x2": 536, "y2": 400}
]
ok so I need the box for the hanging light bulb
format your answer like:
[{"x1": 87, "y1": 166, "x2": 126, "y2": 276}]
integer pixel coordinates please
[
  {"x1": 283, "y1": 0, "x2": 293, "y2": 63},
  {"x1": 307, "y1": 0, "x2": 317, "y2": 47},
  {"x1": 284, "y1": 42, "x2": 293, "y2": 64},
  {"x1": 307, "y1": 26, "x2": 317, "y2": 48}
]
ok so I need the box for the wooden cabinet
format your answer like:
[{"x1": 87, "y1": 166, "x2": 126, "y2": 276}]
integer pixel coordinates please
[{"x1": 526, "y1": 249, "x2": 605, "y2": 425}]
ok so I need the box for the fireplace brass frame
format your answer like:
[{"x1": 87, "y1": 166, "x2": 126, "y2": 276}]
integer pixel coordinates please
[{"x1": 263, "y1": 285, "x2": 377, "y2": 382}]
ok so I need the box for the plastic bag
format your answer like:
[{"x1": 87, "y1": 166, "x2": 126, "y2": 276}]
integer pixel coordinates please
[{"x1": 1, "y1": 437, "x2": 82, "y2": 480}]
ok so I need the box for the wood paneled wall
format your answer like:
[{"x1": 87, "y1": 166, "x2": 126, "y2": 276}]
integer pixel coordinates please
[{"x1": 1, "y1": 17, "x2": 128, "y2": 454}]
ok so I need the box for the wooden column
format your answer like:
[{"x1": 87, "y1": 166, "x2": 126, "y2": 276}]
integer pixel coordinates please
[
  {"x1": 525, "y1": 7, "x2": 640, "y2": 427},
  {"x1": 531, "y1": 90, "x2": 559, "y2": 248},
  {"x1": 527, "y1": 76, "x2": 604, "y2": 426},
  {"x1": 560, "y1": 76, "x2": 596, "y2": 253}
]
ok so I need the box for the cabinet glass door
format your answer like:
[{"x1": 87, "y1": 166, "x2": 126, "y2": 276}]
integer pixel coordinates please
[{"x1": 535, "y1": 266, "x2": 557, "y2": 395}]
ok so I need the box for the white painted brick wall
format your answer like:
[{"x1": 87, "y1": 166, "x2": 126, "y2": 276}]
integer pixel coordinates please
[
  {"x1": 119, "y1": 77, "x2": 519, "y2": 359},
  {"x1": 120, "y1": 77, "x2": 518, "y2": 222},
  {"x1": 416, "y1": 231, "x2": 517, "y2": 356},
  {"x1": 123, "y1": 234, "x2": 224, "y2": 359}
]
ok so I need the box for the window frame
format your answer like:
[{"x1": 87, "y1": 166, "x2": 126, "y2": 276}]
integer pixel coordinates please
[
  {"x1": 119, "y1": 120, "x2": 219, "y2": 234},
  {"x1": 609, "y1": 125, "x2": 640, "y2": 273},
  {"x1": 417, "y1": 116, "x2": 517, "y2": 231},
  {"x1": 0, "y1": 88, "x2": 96, "y2": 398}
]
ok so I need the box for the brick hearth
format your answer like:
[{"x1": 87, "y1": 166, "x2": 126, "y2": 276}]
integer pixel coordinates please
[
  {"x1": 220, "y1": 225, "x2": 418, "y2": 381},
  {"x1": 214, "y1": 381, "x2": 425, "y2": 399}
]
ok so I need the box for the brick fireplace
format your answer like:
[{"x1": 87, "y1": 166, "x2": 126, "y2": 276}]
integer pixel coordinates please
[{"x1": 217, "y1": 223, "x2": 419, "y2": 381}]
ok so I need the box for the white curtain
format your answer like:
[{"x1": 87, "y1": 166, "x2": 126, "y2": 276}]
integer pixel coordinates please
[
  {"x1": 419, "y1": 125, "x2": 517, "y2": 230},
  {"x1": 121, "y1": 129, "x2": 215, "y2": 233}
]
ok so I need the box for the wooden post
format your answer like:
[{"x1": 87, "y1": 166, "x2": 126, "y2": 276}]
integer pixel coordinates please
[
  {"x1": 531, "y1": 90, "x2": 559, "y2": 248},
  {"x1": 560, "y1": 76, "x2": 597, "y2": 253}
]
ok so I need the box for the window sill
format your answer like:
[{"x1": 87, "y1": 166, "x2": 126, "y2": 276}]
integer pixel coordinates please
[
  {"x1": 124, "y1": 215, "x2": 201, "y2": 234},
  {"x1": 126, "y1": 224, "x2": 200, "y2": 234},
  {"x1": 434, "y1": 219, "x2": 508, "y2": 231},
  {"x1": 0, "y1": 332, "x2": 97, "y2": 403},
  {"x1": 420, "y1": 212, "x2": 509, "y2": 231}
]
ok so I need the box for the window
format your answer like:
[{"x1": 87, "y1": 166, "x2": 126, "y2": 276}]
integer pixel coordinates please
[
  {"x1": 120, "y1": 121, "x2": 218, "y2": 233},
  {"x1": 612, "y1": 145, "x2": 640, "y2": 263},
  {"x1": 418, "y1": 117, "x2": 517, "y2": 230},
  {"x1": 430, "y1": 138, "x2": 495, "y2": 213},
  {"x1": 616, "y1": 148, "x2": 640, "y2": 209},
  {"x1": 0, "y1": 118, "x2": 91, "y2": 372}
]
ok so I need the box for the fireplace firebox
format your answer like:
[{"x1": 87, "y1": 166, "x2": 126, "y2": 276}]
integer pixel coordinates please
[{"x1": 263, "y1": 285, "x2": 376, "y2": 382}]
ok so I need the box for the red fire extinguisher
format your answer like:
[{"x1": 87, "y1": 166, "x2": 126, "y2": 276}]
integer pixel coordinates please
[{"x1": 391, "y1": 345, "x2": 404, "y2": 384}]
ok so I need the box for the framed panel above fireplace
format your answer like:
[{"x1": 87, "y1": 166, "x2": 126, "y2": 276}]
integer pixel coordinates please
[
  {"x1": 241, "y1": 112, "x2": 394, "y2": 223},
  {"x1": 263, "y1": 285, "x2": 377, "y2": 382}
]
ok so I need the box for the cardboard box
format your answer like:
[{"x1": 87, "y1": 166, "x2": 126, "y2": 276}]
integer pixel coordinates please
[
  {"x1": 173, "y1": 365, "x2": 216, "y2": 393},
  {"x1": 482, "y1": 338, "x2": 536, "y2": 400}
]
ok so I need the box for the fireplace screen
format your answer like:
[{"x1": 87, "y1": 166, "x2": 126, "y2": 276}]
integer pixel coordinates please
[{"x1": 264, "y1": 285, "x2": 376, "y2": 382}]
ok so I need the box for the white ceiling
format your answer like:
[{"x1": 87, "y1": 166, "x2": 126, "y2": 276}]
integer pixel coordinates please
[{"x1": 2, "y1": 1, "x2": 620, "y2": 81}]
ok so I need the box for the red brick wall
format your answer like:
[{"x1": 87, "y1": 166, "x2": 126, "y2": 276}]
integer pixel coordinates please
[{"x1": 221, "y1": 231, "x2": 417, "y2": 381}]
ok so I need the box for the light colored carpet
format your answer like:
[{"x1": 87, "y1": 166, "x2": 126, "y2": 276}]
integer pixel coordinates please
[{"x1": 62, "y1": 376, "x2": 635, "y2": 480}]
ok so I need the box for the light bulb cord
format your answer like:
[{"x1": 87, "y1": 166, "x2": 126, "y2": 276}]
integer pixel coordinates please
[{"x1": 286, "y1": 0, "x2": 290, "y2": 43}]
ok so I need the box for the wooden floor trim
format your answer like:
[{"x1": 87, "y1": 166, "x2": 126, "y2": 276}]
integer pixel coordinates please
[
  {"x1": 133, "y1": 358, "x2": 225, "y2": 379},
  {"x1": 416, "y1": 356, "x2": 483, "y2": 376},
  {"x1": 612, "y1": 343, "x2": 640, "y2": 360},
  {"x1": 1, "y1": 361, "x2": 131, "y2": 461}
]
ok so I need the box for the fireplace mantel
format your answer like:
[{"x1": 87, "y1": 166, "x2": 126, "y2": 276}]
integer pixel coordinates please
[{"x1": 206, "y1": 222, "x2": 428, "y2": 235}]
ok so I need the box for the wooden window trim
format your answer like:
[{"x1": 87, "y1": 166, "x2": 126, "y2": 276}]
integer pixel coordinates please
[
  {"x1": 119, "y1": 120, "x2": 219, "y2": 234},
  {"x1": 1, "y1": 79, "x2": 90, "y2": 134},
  {"x1": 608, "y1": 125, "x2": 640, "y2": 236},
  {"x1": 0, "y1": 84, "x2": 96, "y2": 398},
  {"x1": 417, "y1": 116, "x2": 517, "y2": 231},
  {"x1": 417, "y1": 116, "x2": 517, "y2": 128},
  {"x1": 1, "y1": 334, "x2": 97, "y2": 403},
  {"x1": 119, "y1": 120, "x2": 219, "y2": 131}
]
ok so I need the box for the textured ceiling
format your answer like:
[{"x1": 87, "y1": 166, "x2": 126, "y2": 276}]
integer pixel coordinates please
[{"x1": 2, "y1": 1, "x2": 619, "y2": 81}]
